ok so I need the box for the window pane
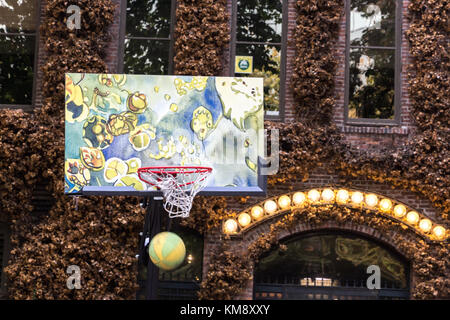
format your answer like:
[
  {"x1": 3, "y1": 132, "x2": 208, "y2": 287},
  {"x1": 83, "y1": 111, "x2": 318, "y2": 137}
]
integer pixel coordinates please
[
  {"x1": 350, "y1": 0, "x2": 396, "y2": 47},
  {"x1": 237, "y1": 0, "x2": 282, "y2": 43},
  {"x1": 348, "y1": 48, "x2": 395, "y2": 119},
  {"x1": 124, "y1": 39, "x2": 169, "y2": 75},
  {"x1": 236, "y1": 44, "x2": 281, "y2": 112},
  {"x1": 0, "y1": 35, "x2": 35, "y2": 105},
  {"x1": 0, "y1": 0, "x2": 36, "y2": 34},
  {"x1": 126, "y1": 0, "x2": 171, "y2": 38}
]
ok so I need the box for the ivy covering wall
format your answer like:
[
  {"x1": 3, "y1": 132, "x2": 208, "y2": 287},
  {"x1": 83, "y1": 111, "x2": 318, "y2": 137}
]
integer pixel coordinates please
[
  {"x1": 0, "y1": 0, "x2": 447, "y2": 299},
  {"x1": 187, "y1": 0, "x2": 449, "y2": 299},
  {"x1": 2, "y1": 0, "x2": 144, "y2": 299}
]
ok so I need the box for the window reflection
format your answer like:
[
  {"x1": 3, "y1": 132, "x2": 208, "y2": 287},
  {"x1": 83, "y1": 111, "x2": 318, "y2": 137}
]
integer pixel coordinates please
[
  {"x1": 0, "y1": 1, "x2": 36, "y2": 105},
  {"x1": 349, "y1": 48, "x2": 395, "y2": 119},
  {"x1": 124, "y1": 0, "x2": 172, "y2": 74},
  {"x1": 236, "y1": 44, "x2": 281, "y2": 112},
  {"x1": 0, "y1": 0, "x2": 36, "y2": 33},
  {"x1": 124, "y1": 39, "x2": 169, "y2": 75},
  {"x1": 347, "y1": 0, "x2": 397, "y2": 120},
  {"x1": 350, "y1": 0, "x2": 396, "y2": 47},
  {"x1": 235, "y1": 0, "x2": 284, "y2": 114},
  {"x1": 237, "y1": 0, "x2": 282, "y2": 43},
  {"x1": 125, "y1": 0, "x2": 171, "y2": 38}
]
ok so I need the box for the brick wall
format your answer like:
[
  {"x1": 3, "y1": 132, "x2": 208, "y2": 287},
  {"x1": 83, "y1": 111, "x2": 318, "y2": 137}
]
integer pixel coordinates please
[
  {"x1": 201, "y1": 165, "x2": 436, "y2": 300},
  {"x1": 104, "y1": 0, "x2": 123, "y2": 73},
  {"x1": 33, "y1": 0, "x2": 47, "y2": 109},
  {"x1": 30, "y1": 0, "x2": 434, "y2": 301}
]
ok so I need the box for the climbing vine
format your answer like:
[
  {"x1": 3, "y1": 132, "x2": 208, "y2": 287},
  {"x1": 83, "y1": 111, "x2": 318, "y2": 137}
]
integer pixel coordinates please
[
  {"x1": 0, "y1": 0, "x2": 447, "y2": 300},
  {"x1": 196, "y1": 0, "x2": 449, "y2": 300}
]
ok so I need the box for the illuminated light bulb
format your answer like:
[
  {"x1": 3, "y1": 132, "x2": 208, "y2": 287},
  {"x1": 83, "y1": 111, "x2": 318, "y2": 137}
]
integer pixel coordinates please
[
  {"x1": 379, "y1": 199, "x2": 392, "y2": 212},
  {"x1": 278, "y1": 195, "x2": 291, "y2": 209},
  {"x1": 308, "y1": 189, "x2": 321, "y2": 203},
  {"x1": 336, "y1": 189, "x2": 349, "y2": 203},
  {"x1": 238, "y1": 213, "x2": 251, "y2": 227},
  {"x1": 365, "y1": 194, "x2": 378, "y2": 207},
  {"x1": 264, "y1": 200, "x2": 278, "y2": 215},
  {"x1": 187, "y1": 254, "x2": 194, "y2": 264},
  {"x1": 351, "y1": 191, "x2": 364, "y2": 205},
  {"x1": 432, "y1": 226, "x2": 446, "y2": 240},
  {"x1": 406, "y1": 211, "x2": 420, "y2": 225},
  {"x1": 321, "y1": 188, "x2": 335, "y2": 202},
  {"x1": 418, "y1": 218, "x2": 432, "y2": 233},
  {"x1": 393, "y1": 204, "x2": 407, "y2": 218},
  {"x1": 251, "y1": 206, "x2": 264, "y2": 220},
  {"x1": 223, "y1": 219, "x2": 238, "y2": 234},
  {"x1": 293, "y1": 192, "x2": 306, "y2": 206}
]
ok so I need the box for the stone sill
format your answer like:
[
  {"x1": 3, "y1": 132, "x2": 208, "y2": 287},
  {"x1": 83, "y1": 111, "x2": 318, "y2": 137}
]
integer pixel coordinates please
[{"x1": 341, "y1": 125, "x2": 409, "y2": 135}]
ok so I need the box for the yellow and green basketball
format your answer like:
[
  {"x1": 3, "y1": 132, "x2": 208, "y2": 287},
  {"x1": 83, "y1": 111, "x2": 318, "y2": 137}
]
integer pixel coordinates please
[{"x1": 148, "y1": 232, "x2": 186, "y2": 271}]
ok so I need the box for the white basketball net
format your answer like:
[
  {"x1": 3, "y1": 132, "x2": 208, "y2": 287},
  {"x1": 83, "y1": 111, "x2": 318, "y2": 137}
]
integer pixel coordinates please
[{"x1": 138, "y1": 167, "x2": 212, "y2": 218}]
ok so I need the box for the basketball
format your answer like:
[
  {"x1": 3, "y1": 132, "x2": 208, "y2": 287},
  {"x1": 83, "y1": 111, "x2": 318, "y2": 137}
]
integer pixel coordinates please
[{"x1": 148, "y1": 232, "x2": 186, "y2": 271}]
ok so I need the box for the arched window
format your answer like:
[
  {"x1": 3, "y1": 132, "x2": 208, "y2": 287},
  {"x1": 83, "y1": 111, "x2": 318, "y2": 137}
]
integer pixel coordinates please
[{"x1": 254, "y1": 231, "x2": 410, "y2": 300}]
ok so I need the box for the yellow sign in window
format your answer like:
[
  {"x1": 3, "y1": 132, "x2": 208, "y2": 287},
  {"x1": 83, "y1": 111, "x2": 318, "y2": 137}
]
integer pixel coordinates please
[{"x1": 235, "y1": 56, "x2": 253, "y2": 74}]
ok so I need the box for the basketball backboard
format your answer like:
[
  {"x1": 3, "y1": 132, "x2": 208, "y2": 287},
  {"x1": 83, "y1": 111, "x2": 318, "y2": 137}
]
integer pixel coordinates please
[{"x1": 65, "y1": 73, "x2": 266, "y2": 196}]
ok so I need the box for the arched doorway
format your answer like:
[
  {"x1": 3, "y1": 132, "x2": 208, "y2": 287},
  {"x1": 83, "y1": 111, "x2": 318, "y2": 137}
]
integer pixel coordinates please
[{"x1": 253, "y1": 231, "x2": 410, "y2": 300}]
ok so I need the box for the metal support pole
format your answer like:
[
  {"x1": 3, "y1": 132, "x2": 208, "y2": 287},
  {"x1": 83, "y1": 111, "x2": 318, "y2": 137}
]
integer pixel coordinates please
[{"x1": 138, "y1": 196, "x2": 163, "y2": 300}]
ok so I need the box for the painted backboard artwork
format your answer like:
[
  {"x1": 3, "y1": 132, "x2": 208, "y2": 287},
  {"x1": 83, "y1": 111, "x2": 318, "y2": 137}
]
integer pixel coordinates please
[{"x1": 64, "y1": 73, "x2": 266, "y2": 196}]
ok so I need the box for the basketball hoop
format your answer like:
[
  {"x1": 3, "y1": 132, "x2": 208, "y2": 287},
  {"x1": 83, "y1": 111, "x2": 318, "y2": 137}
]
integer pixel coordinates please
[{"x1": 138, "y1": 166, "x2": 212, "y2": 218}]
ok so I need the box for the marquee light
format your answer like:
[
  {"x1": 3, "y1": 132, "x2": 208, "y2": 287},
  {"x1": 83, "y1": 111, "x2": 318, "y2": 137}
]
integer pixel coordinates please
[
  {"x1": 433, "y1": 226, "x2": 446, "y2": 240},
  {"x1": 251, "y1": 206, "x2": 264, "y2": 220},
  {"x1": 394, "y1": 204, "x2": 407, "y2": 218},
  {"x1": 321, "y1": 188, "x2": 335, "y2": 202},
  {"x1": 278, "y1": 195, "x2": 291, "y2": 209},
  {"x1": 308, "y1": 189, "x2": 321, "y2": 203},
  {"x1": 365, "y1": 194, "x2": 378, "y2": 207},
  {"x1": 222, "y1": 188, "x2": 448, "y2": 242},
  {"x1": 351, "y1": 191, "x2": 364, "y2": 205},
  {"x1": 379, "y1": 199, "x2": 393, "y2": 212},
  {"x1": 223, "y1": 219, "x2": 238, "y2": 234},
  {"x1": 336, "y1": 189, "x2": 349, "y2": 203},
  {"x1": 293, "y1": 192, "x2": 306, "y2": 206},
  {"x1": 406, "y1": 211, "x2": 420, "y2": 225},
  {"x1": 264, "y1": 200, "x2": 278, "y2": 215},
  {"x1": 419, "y1": 218, "x2": 432, "y2": 233},
  {"x1": 238, "y1": 213, "x2": 251, "y2": 227}
]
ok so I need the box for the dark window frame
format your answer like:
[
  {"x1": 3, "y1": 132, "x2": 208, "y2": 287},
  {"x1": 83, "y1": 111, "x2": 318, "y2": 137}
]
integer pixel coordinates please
[
  {"x1": 230, "y1": 0, "x2": 288, "y2": 121},
  {"x1": 344, "y1": 0, "x2": 402, "y2": 126},
  {"x1": 118, "y1": 0, "x2": 177, "y2": 75},
  {"x1": 0, "y1": 223, "x2": 10, "y2": 297},
  {"x1": 0, "y1": 1, "x2": 41, "y2": 110}
]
